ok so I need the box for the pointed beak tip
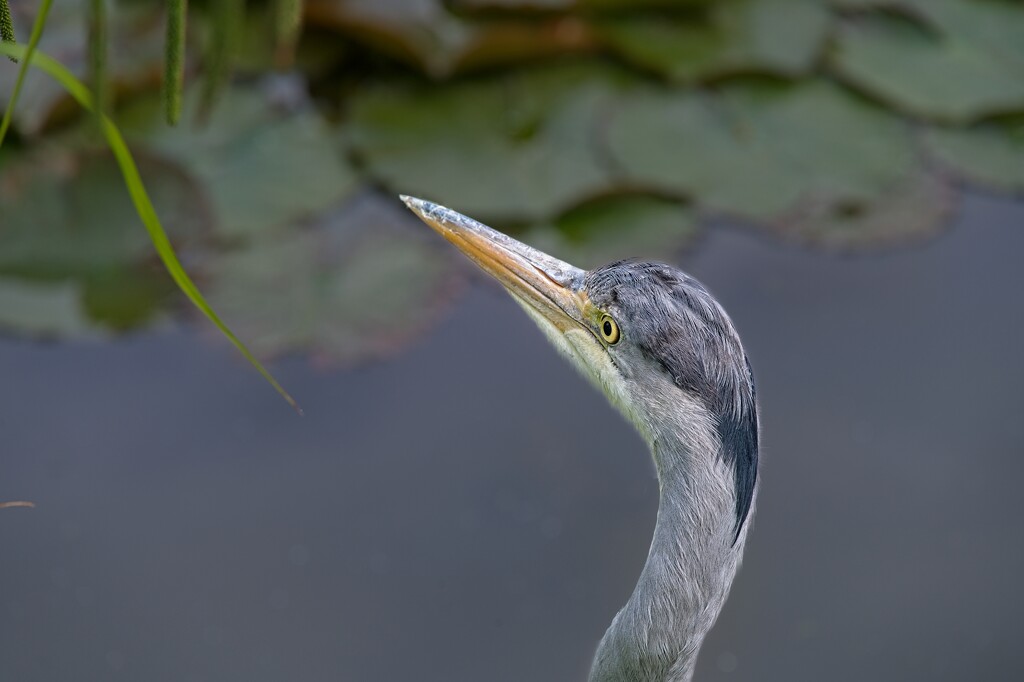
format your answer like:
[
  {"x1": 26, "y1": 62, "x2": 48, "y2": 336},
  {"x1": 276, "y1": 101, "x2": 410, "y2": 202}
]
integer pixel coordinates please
[
  {"x1": 395, "y1": 195, "x2": 587, "y2": 328},
  {"x1": 399, "y1": 194, "x2": 428, "y2": 215}
]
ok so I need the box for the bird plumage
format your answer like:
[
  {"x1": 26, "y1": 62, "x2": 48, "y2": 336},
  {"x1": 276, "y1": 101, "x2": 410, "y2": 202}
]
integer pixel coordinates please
[
  {"x1": 582, "y1": 261, "x2": 757, "y2": 682},
  {"x1": 585, "y1": 261, "x2": 758, "y2": 542},
  {"x1": 402, "y1": 197, "x2": 759, "y2": 682}
]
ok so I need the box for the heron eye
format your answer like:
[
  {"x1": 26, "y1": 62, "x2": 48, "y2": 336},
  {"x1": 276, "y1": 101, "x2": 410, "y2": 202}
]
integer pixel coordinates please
[{"x1": 600, "y1": 315, "x2": 620, "y2": 345}]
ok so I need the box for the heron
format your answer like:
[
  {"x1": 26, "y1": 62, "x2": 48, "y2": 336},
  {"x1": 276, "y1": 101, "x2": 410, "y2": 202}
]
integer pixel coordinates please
[{"x1": 401, "y1": 196, "x2": 759, "y2": 682}]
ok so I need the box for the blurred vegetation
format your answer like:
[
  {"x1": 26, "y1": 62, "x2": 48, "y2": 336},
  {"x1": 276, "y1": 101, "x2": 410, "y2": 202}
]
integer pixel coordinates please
[{"x1": 1, "y1": 0, "x2": 1022, "y2": 367}]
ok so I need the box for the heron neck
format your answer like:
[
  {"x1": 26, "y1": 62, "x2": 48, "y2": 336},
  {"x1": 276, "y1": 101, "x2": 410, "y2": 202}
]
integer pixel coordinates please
[{"x1": 590, "y1": 402, "x2": 743, "y2": 682}]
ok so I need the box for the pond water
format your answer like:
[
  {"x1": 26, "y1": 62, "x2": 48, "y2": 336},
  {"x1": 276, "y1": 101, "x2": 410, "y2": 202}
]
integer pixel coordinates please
[{"x1": 2, "y1": 191, "x2": 1022, "y2": 681}]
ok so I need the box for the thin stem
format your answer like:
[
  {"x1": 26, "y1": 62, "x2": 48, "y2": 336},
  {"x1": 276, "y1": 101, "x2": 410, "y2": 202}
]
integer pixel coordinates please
[
  {"x1": 88, "y1": 0, "x2": 107, "y2": 120},
  {"x1": 273, "y1": 0, "x2": 303, "y2": 68},
  {"x1": 164, "y1": 0, "x2": 187, "y2": 125},
  {"x1": 198, "y1": 0, "x2": 242, "y2": 122}
]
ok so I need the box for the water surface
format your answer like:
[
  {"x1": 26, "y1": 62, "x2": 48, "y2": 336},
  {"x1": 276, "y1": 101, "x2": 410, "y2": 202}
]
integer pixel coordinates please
[{"x1": 2, "y1": 192, "x2": 1023, "y2": 681}]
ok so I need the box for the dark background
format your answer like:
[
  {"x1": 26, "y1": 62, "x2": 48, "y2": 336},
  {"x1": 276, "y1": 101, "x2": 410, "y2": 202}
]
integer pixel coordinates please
[{"x1": 3, "y1": 191, "x2": 1022, "y2": 681}]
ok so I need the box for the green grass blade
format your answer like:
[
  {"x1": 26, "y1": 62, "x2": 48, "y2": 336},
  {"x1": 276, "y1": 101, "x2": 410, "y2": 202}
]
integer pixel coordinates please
[
  {"x1": 164, "y1": 0, "x2": 186, "y2": 125},
  {"x1": 0, "y1": 0, "x2": 53, "y2": 145},
  {"x1": 0, "y1": 42, "x2": 302, "y2": 413}
]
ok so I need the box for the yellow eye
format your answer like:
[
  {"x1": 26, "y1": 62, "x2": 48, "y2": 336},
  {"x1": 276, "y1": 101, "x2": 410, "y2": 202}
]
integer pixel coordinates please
[{"x1": 599, "y1": 314, "x2": 620, "y2": 345}]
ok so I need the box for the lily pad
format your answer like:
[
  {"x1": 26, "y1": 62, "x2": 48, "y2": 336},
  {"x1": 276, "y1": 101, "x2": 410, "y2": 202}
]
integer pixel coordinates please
[
  {"x1": 121, "y1": 83, "x2": 359, "y2": 240},
  {"x1": 597, "y1": 0, "x2": 829, "y2": 82},
  {"x1": 0, "y1": 277, "x2": 104, "y2": 340},
  {"x1": 348, "y1": 63, "x2": 624, "y2": 222},
  {"x1": 0, "y1": 145, "x2": 209, "y2": 279},
  {"x1": 830, "y1": 3, "x2": 1024, "y2": 123},
  {"x1": 0, "y1": 143, "x2": 204, "y2": 333},
  {"x1": 605, "y1": 78, "x2": 916, "y2": 222},
  {"x1": 81, "y1": 267, "x2": 178, "y2": 331},
  {"x1": 304, "y1": 0, "x2": 597, "y2": 77},
  {"x1": 0, "y1": 0, "x2": 182, "y2": 135},
  {"x1": 924, "y1": 118, "x2": 1024, "y2": 194},
  {"x1": 201, "y1": 193, "x2": 463, "y2": 366},
  {"x1": 773, "y1": 171, "x2": 954, "y2": 250},
  {"x1": 523, "y1": 194, "x2": 699, "y2": 270}
]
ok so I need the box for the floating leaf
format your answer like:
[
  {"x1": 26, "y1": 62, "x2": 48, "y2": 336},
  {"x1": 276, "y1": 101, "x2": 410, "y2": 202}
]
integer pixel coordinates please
[
  {"x1": 0, "y1": 0, "x2": 176, "y2": 135},
  {"x1": 0, "y1": 277, "x2": 105, "y2": 339},
  {"x1": 596, "y1": 0, "x2": 828, "y2": 82},
  {"x1": 304, "y1": 0, "x2": 596, "y2": 77},
  {"x1": 886, "y1": 0, "x2": 1024, "y2": 75},
  {"x1": 0, "y1": 141, "x2": 199, "y2": 331},
  {"x1": 1, "y1": 42, "x2": 299, "y2": 409},
  {"x1": 0, "y1": 145, "x2": 209, "y2": 279},
  {"x1": 81, "y1": 267, "x2": 177, "y2": 330},
  {"x1": 772, "y1": 171, "x2": 954, "y2": 250},
  {"x1": 349, "y1": 63, "x2": 623, "y2": 222},
  {"x1": 122, "y1": 83, "x2": 359, "y2": 240},
  {"x1": 924, "y1": 117, "x2": 1024, "y2": 194},
  {"x1": 830, "y1": 3, "x2": 1024, "y2": 123},
  {"x1": 523, "y1": 194, "x2": 699, "y2": 270},
  {"x1": 202, "y1": 193, "x2": 462, "y2": 366},
  {"x1": 605, "y1": 79, "x2": 916, "y2": 222}
]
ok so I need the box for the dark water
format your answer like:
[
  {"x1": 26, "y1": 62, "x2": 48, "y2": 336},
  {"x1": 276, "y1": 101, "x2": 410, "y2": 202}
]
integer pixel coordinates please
[{"x1": 2, "y1": 192, "x2": 1023, "y2": 681}]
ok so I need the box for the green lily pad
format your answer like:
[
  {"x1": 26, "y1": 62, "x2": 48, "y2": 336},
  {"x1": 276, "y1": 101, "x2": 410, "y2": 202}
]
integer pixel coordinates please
[
  {"x1": 81, "y1": 267, "x2": 178, "y2": 331},
  {"x1": 902, "y1": 0, "x2": 1024, "y2": 72},
  {"x1": 924, "y1": 117, "x2": 1024, "y2": 194},
  {"x1": 0, "y1": 143, "x2": 204, "y2": 333},
  {"x1": 830, "y1": 3, "x2": 1024, "y2": 123},
  {"x1": 0, "y1": 0, "x2": 182, "y2": 135},
  {"x1": 0, "y1": 145, "x2": 209, "y2": 279},
  {"x1": 304, "y1": 0, "x2": 597, "y2": 77},
  {"x1": 597, "y1": 0, "x2": 829, "y2": 82},
  {"x1": 202, "y1": 193, "x2": 463, "y2": 366},
  {"x1": 121, "y1": 83, "x2": 359, "y2": 240},
  {"x1": 0, "y1": 277, "x2": 105, "y2": 339},
  {"x1": 523, "y1": 194, "x2": 699, "y2": 270},
  {"x1": 348, "y1": 63, "x2": 624, "y2": 222},
  {"x1": 773, "y1": 170, "x2": 954, "y2": 250},
  {"x1": 605, "y1": 78, "x2": 916, "y2": 222}
]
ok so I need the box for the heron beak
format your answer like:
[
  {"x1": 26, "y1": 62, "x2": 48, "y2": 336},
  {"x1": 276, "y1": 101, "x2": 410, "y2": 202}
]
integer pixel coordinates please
[{"x1": 400, "y1": 196, "x2": 588, "y2": 333}]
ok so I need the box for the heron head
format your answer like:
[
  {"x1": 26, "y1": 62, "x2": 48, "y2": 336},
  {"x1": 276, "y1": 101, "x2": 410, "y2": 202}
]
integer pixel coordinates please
[{"x1": 401, "y1": 196, "x2": 758, "y2": 538}]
